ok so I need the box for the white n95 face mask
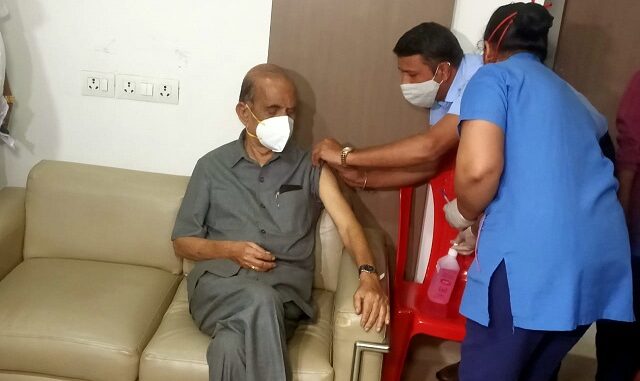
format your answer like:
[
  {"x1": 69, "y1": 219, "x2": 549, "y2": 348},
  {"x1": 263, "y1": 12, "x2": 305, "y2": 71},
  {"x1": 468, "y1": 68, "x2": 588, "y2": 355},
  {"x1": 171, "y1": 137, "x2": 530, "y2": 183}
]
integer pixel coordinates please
[
  {"x1": 256, "y1": 115, "x2": 294, "y2": 152},
  {"x1": 246, "y1": 106, "x2": 294, "y2": 152},
  {"x1": 400, "y1": 62, "x2": 449, "y2": 109}
]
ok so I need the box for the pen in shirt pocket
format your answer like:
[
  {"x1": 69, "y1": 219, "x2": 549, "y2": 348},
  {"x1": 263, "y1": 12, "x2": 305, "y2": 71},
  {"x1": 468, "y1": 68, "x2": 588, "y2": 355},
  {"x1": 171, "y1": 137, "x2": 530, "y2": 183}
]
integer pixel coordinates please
[{"x1": 275, "y1": 184, "x2": 302, "y2": 207}]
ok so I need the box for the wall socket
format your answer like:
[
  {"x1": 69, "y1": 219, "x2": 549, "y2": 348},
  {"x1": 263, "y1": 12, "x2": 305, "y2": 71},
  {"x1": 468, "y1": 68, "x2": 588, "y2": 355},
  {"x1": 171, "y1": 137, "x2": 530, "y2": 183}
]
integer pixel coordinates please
[
  {"x1": 115, "y1": 74, "x2": 179, "y2": 105},
  {"x1": 81, "y1": 71, "x2": 115, "y2": 98}
]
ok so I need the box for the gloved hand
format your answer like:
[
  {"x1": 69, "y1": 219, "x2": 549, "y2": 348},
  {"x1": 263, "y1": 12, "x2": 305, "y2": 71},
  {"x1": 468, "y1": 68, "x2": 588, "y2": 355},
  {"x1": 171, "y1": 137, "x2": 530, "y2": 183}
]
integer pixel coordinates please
[
  {"x1": 443, "y1": 198, "x2": 476, "y2": 230},
  {"x1": 451, "y1": 227, "x2": 476, "y2": 255}
]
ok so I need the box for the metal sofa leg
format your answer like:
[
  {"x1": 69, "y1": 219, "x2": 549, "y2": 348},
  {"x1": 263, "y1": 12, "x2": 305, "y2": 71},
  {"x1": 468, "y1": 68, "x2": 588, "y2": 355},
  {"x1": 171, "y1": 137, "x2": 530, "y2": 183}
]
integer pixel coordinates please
[{"x1": 350, "y1": 341, "x2": 390, "y2": 381}]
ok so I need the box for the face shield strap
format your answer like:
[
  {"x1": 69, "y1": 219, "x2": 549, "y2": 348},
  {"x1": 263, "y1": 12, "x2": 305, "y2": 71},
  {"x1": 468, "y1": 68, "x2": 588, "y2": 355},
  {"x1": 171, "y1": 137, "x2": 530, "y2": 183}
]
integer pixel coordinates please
[
  {"x1": 487, "y1": 11, "x2": 518, "y2": 54},
  {"x1": 486, "y1": 4, "x2": 552, "y2": 59}
]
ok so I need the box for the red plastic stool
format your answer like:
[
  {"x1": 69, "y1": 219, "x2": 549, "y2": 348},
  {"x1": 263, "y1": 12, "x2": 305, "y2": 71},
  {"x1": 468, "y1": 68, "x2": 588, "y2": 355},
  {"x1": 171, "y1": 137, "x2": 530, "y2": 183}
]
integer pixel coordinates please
[{"x1": 381, "y1": 166, "x2": 474, "y2": 381}]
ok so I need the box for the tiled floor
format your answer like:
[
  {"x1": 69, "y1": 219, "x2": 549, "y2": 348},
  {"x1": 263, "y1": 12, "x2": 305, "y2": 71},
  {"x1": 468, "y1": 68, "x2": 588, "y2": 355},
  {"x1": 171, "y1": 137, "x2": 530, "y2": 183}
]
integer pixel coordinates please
[{"x1": 402, "y1": 326, "x2": 597, "y2": 381}]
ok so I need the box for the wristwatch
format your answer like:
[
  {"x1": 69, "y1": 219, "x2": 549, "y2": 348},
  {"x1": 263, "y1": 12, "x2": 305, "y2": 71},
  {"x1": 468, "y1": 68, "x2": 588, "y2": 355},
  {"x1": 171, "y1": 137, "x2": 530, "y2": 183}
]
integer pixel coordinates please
[
  {"x1": 340, "y1": 146, "x2": 354, "y2": 167},
  {"x1": 358, "y1": 264, "x2": 377, "y2": 275}
]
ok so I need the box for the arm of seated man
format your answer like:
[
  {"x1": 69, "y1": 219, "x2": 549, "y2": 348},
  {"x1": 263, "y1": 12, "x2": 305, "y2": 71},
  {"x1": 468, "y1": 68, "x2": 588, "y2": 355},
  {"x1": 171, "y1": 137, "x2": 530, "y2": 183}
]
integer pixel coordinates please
[
  {"x1": 173, "y1": 237, "x2": 276, "y2": 272},
  {"x1": 172, "y1": 159, "x2": 276, "y2": 272},
  {"x1": 318, "y1": 166, "x2": 390, "y2": 332}
]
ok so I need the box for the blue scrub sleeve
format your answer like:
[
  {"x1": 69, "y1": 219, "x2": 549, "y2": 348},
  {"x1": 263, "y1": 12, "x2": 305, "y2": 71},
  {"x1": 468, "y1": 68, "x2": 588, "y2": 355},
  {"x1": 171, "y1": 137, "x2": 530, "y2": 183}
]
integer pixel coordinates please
[
  {"x1": 459, "y1": 65, "x2": 508, "y2": 132},
  {"x1": 570, "y1": 85, "x2": 608, "y2": 138}
]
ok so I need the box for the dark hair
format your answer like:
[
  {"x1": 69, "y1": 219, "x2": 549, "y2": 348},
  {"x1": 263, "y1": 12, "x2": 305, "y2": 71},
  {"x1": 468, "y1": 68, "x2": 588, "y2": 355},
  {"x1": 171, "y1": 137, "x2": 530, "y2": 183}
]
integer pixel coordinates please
[
  {"x1": 484, "y1": 2, "x2": 553, "y2": 62},
  {"x1": 393, "y1": 22, "x2": 464, "y2": 70},
  {"x1": 239, "y1": 76, "x2": 254, "y2": 103}
]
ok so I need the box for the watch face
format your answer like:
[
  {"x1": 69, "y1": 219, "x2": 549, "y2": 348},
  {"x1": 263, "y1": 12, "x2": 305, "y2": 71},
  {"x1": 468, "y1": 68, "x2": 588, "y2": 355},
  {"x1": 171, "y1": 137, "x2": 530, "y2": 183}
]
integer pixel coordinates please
[
  {"x1": 341, "y1": 147, "x2": 353, "y2": 156},
  {"x1": 359, "y1": 264, "x2": 376, "y2": 273}
]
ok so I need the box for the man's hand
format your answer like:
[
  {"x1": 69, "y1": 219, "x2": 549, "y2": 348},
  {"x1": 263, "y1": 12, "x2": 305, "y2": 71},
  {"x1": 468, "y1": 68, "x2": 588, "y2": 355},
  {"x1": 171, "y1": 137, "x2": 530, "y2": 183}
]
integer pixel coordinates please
[
  {"x1": 317, "y1": 167, "x2": 389, "y2": 331},
  {"x1": 334, "y1": 166, "x2": 366, "y2": 188},
  {"x1": 228, "y1": 241, "x2": 276, "y2": 272},
  {"x1": 353, "y1": 273, "x2": 390, "y2": 332},
  {"x1": 312, "y1": 138, "x2": 343, "y2": 166}
]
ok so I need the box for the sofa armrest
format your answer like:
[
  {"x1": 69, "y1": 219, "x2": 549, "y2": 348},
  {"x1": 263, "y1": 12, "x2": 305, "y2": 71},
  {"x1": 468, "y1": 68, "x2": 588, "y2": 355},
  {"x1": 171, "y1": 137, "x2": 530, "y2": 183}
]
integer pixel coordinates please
[
  {"x1": 0, "y1": 187, "x2": 25, "y2": 280},
  {"x1": 333, "y1": 228, "x2": 389, "y2": 381}
]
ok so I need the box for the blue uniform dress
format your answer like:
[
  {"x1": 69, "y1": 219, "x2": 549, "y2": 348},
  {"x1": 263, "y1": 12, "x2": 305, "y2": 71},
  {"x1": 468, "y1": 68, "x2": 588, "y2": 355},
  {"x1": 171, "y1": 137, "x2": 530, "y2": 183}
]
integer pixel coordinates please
[{"x1": 459, "y1": 52, "x2": 635, "y2": 331}]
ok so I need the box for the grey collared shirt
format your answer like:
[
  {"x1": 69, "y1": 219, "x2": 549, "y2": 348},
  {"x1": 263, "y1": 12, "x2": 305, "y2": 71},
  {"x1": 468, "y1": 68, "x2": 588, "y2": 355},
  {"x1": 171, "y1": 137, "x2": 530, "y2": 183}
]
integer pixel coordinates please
[{"x1": 172, "y1": 133, "x2": 323, "y2": 317}]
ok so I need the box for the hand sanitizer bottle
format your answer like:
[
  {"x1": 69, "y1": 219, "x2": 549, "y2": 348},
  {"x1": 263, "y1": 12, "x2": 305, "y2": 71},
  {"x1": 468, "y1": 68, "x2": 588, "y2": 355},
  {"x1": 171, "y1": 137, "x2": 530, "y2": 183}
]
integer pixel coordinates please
[{"x1": 427, "y1": 248, "x2": 460, "y2": 304}]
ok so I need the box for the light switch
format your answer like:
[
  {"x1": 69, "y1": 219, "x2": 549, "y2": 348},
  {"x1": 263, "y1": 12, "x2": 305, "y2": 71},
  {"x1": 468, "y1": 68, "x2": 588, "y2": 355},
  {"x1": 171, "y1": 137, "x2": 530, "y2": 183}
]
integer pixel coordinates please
[
  {"x1": 100, "y1": 78, "x2": 108, "y2": 92},
  {"x1": 138, "y1": 82, "x2": 154, "y2": 96}
]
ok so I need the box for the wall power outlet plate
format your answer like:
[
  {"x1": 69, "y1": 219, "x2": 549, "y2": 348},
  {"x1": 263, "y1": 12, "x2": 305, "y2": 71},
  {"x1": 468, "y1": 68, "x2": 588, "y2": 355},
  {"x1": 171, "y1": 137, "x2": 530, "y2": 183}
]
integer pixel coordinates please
[
  {"x1": 115, "y1": 74, "x2": 179, "y2": 105},
  {"x1": 81, "y1": 71, "x2": 115, "y2": 98}
]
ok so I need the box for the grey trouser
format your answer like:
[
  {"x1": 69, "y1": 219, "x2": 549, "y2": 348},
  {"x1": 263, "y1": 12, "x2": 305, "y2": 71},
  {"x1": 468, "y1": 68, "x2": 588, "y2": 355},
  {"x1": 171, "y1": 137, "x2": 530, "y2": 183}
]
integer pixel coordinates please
[{"x1": 189, "y1": 270, "x2": 305, "y2": 381}]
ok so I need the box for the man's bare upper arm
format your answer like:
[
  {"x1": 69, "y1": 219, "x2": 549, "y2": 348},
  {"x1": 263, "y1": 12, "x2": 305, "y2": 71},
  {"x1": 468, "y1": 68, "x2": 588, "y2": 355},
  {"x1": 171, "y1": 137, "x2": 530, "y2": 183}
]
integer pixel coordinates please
[{"x1": 318, "y1": 166, "x2": 360, "y2": 233}]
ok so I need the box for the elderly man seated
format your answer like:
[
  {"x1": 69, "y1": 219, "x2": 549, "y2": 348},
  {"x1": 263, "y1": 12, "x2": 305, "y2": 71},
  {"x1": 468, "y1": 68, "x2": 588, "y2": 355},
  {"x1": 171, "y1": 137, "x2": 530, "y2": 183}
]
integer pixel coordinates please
[{"x1": 172, "y1": 63, "x2": 390, "y2": 381}]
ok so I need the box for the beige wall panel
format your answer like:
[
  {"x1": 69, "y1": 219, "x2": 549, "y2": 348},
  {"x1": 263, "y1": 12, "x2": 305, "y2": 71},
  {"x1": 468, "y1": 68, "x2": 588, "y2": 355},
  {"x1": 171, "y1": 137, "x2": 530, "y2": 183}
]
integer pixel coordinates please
[
  {"x1": 269, "y1": 0, "x2": 456, "y2": 251},
  {"x1": 554, "y1": 0, "x2": 640, "y2": 142}
]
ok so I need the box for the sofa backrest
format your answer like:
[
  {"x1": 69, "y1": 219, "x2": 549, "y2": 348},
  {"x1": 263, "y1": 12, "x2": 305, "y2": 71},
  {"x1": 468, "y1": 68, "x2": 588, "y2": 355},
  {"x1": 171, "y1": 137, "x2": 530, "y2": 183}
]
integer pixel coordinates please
[
  {"x1": 23, "y1": 160, "x2": 188, "y2": 274},
  {"x1": 312, "y1": 210, "x2": 344, "y2": 292}
]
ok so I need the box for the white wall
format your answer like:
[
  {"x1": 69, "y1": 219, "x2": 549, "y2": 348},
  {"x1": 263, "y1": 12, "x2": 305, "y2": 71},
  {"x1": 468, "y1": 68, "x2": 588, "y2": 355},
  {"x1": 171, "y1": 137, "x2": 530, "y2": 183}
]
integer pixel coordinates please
[
  {"x1": 451, "y1": 0, "x2": 547, "y2": 53},
  {"x1": 0, "y1": 0, "x2": 563, "y2": 188},
  {"x1": 451, "y1": 0, "x2": 512, "y2": 53},
  {"x1": 0, "y1": 0, "x2": 272, "y2": 187}
]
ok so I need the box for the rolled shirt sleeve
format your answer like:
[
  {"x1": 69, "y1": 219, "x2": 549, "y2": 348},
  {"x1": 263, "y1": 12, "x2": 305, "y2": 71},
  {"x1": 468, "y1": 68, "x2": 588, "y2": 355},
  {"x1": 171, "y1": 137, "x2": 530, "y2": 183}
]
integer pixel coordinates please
[
  {"x1": 171, "y1": 159, "x2": 211, "y2": 240},
  {"x1": 309, "y1": 160, "x2": 323, "y2": 202}
]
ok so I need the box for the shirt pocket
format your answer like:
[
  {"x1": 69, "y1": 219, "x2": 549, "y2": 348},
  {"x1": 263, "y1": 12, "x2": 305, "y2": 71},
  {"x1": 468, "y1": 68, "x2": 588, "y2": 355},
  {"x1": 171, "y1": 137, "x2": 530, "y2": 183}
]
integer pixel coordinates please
[{"x1": 274, "y1": 188, "x2": 312, "y2": 233}]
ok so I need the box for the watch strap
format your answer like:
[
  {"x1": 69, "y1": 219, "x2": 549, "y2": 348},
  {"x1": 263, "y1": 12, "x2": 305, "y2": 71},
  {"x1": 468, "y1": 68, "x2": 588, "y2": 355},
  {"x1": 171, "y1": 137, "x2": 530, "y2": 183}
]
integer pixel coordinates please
[{"x1": 340, "y1": 146, "x2": 353, "y2": 167}]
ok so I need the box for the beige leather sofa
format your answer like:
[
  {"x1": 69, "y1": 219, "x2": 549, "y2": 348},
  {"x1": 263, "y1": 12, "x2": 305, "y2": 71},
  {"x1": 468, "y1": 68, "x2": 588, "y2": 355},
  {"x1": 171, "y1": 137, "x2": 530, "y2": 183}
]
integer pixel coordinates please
[{"x1": 0, "y1": 160, "x2": 387, "y2": 381}]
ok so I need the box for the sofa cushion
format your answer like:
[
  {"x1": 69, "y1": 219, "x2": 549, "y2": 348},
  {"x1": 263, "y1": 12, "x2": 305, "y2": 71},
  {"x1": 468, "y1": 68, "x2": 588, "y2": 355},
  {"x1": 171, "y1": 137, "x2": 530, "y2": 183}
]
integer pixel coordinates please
[
  {"x1": 0, "y1": 373, "x2": 86, "y2": 381},
  {"x1": 140, "y1": 279, "x2": 334, "y2": 381},
  {"x1": 0, "y1": 258, "x2": 180, "y2": 381},
  {"x1": 23, "y1": 160, "x2": 188, "y2": 274}
]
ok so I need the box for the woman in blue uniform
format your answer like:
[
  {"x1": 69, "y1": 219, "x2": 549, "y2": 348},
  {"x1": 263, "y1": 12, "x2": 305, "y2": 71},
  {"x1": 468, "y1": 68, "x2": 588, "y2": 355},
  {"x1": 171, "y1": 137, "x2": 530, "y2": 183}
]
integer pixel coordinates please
[{"x1": 444, "y1": 3, "x2": 635, "y2": 380}]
